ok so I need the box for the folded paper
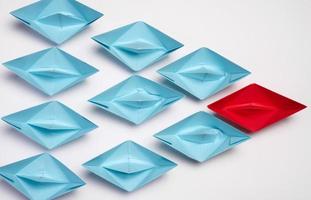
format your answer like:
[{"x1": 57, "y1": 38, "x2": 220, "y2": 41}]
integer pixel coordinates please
[
  {"x1": 154, "y1": 111, "x2": 249, "y2": 162},
  {"x1": 2, "y1": 101, "x2": 97, "y2": 149},
  {"x1": 83, "y1": 140, "x2": 176, "y2": 192},
  {"x1": 92, "y1": 21, "x2": 183, "y2": 71},
  {"x1": 208, "y1": 83, "x2": 307, "y2": 132},
  {"x1": 0, "y1": 153, "x2": 85, "y2": 200},
  {"x1": 158, "y1": 47, "x2": 250, "y2": 100},
  {"x1": 3, "y1": 47, "x2": 98, "y2": 96},
  {"x1": 11, "y1": 0, "x2": 103, "y2": 44},
  {"x1": 89, "y1": 75, "x2": 183, "y2": 125}
]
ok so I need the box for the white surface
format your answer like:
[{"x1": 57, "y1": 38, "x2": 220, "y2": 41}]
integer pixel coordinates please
[{"x1": 0, "y1": 0, "x2": 310, "y2": 199}]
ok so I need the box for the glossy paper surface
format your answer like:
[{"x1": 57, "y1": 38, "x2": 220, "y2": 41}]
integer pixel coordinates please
[
  {"x1": 158, "y1": 47, "x2": 250, "y2": 100},
  {"x1": 93, "y1": 21, "x2": 183, "y2": 71},
  {"x1": 83, "y1": 140, "x2": 176, "y2": 192},
  {"x1": 0, "y1": 153, "x2": 85, "y2": 200},
  {"x1": 154, "y1": 111, "x2": 250, "y2": 162},
  {"x1": 208, "y1": 83, "x2": 307, "y2": 132},
  {"x1": 2, "y1": 101, "x2": 97, "y2": 149},
  {"x1": 10, "y1": 0, "x2": 103, "y2": 44},
  {"x1": 89, "y1": 75, "x2": 183, "y2": 125},
  {"x1": 3, "y1": 47, "x2": 98, "y2": 96}
]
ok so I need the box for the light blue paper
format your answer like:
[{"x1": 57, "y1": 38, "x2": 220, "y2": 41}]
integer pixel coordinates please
[
  {"x1": 92, "y1": 21, "x2": 183, "y2": 71},
  {"x1": 158, "y1": 47, "x2": 250, "y2": 100},
  {"x1": 83, "y1": 140, "x2": 177, "y2": 192},
  {"x1": 0, "y1": 153, "x2": 85, "y2": 200},
  {"x1": 2, "y1": 101, "x2": 97, "y2": 149},
  {"x1": 89, "y1": 75, "x2": 183, "y2": 125},
  {"x1": 11, "y1": 0, "x2": 103, "y2": 44},
  {"x1": 3, "y1": 47, "x2": 98, "y2": 96},
  {"x1": 154, "y1": 111, "x2": 250, "y2": 162}
]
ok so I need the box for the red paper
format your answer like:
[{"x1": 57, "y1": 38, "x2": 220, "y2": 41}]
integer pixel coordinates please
[{"x1": 208, "y1": 83, "x2": 306, "y2": 132}]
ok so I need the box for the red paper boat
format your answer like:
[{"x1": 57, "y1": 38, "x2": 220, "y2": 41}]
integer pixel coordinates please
[{"x1": 208, "y1": 83, "x2": 306, "y2": 132}]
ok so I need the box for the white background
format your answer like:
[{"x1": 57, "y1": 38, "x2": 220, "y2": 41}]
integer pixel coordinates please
[{"x1": 0, "y1": 0, "x2": 310, "y2": 199}]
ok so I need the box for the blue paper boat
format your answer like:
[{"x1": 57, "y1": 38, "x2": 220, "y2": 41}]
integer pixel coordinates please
[
  {"x1": 2, "y1": 101, "x2": 97, "y2": 149},
  {"x1": 154, "y1": 111, "x2": 250, "y2": 162},
  {"x1": 0, "y1": 153, "x2": 85, "y2": 200},
  {"x1": 83, "y1": 140, "x2": 177, "y2": 192},
  {"x1": 93, "y1": 21, "x2": 183, "y2": 71},
  {"x1": 89, "y1": 75, "x2": 183, "y2": 125},
  {"x1": 11, "y1": 0, "x2": 103, "y2": 44},
  {"x1": 3, "y1": 47, "x2": 98, "y2": 96},
  {"x1": 158, "y1": 47, "x2": 250, "y2": 99}
]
